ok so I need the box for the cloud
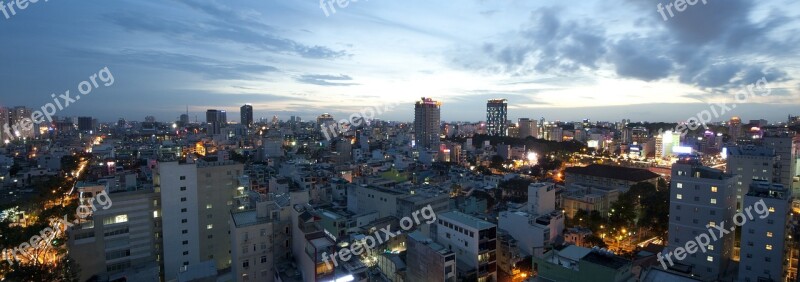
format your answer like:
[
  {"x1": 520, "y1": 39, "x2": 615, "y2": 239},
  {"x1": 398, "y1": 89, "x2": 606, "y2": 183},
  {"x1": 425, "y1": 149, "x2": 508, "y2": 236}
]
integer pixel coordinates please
[{"x1": 296, "y1": 74, "x2": 358, "y2": 86}]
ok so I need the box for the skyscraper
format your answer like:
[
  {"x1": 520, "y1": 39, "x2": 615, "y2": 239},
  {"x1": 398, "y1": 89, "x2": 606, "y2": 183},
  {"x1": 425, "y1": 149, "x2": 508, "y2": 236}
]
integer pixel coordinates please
[
  {"x1": 206, "y1": 109, "x2": 226, "y2": 135},
  {"x1": 486, "y1": 99, "x2": 508, "y2": 136},
  {"x1": 738, "y1": 180, "x2": 791, "y2": 282},
  {"x1": 240, "y1": 104, "x2": 253, "y2": 128},
  {"x1": 667, "y1": 158, "x2": 736, "y2": 280},
  {"x1": 725, "y1": 145, "x2": 779, "y2": 211},
  {"x1": 0, "y1": 107, "x2": 8, "y2": 142},
  {"x1": 763, "y1": 131, "x2": 799, "y2": 197},
  {"x1": 414, "y1": 97, "x2": 441, "y2": 149},
  {"x1": 78, "y1": 116, "x2": 94, "y2": 132},
  {"x1": 729, "y1": 117, "x2": 742, "y2": 144}
]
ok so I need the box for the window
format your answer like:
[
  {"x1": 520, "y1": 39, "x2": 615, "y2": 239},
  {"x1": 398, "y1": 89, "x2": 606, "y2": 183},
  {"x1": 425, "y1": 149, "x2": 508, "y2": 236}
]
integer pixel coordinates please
[
  {"x1": 180, "y1": 176, "x2": 186, "y2": 180},
  {"x1": 103, "y1": 214, "x2": 128, "y2": 225},
  {"x1": 181, "y1": 197, "x2": 187, "y2": 202},
  {"x1": 243, "y1": 260, "x2": 249, "y2": 268},
  {"x1": 766, "y1": 245, "x2": 773, "y2": 250},
  {"x1": 181, "y1": 219, "x2": 188, "y2": 223},
  {"x1": 182, "y1": 240, "x2": 188, "y2": 245},
  {"x1": 182, "y1": 230, "x2": 188, "y2": 234},
  {"x1": 769, "y1": 207, "x2": 775, "y2": 213},
  {"x1": 676, "y1": 194, "x2": 683, "y2": 200},
  {"x1": 206, "y1": 204, "x2": 213, "y2": 209},
  {"x1": 183, "y1": 251, "x2": 189, "y2": 255},
  {"x1": 207, "y1": 224, "x2": 213, "y2": 230},
  {"x1": 767, "y1": 232, "x2": 773, "y2": 238},
  {"x1": 261, "y1": 256, "x2": 267, "y2": 263},
  {"x1": 707, "y1": 256, "x2": 713, "y2": 262},
  {"x1": 711, "y1": 186, "x2": 718, "y2": 193},
  {"x1": 708, "y1": 245, "x2": 714, "y2": 250},
  {"x1": 677, "y1": 183, "x2": 683, "y2": 188},
  {"x1": 708, "y1": 222, "x2": 715, "y2": 227},
  {"x1": 180, "y1": 187, "x2": 186, "y2": 191},
  {"x1": 710, "y1": 198, "x2": 717, "y2": 204},
  {"x1": 181, "y1": 208, "x2": 187, "y2": 213}
]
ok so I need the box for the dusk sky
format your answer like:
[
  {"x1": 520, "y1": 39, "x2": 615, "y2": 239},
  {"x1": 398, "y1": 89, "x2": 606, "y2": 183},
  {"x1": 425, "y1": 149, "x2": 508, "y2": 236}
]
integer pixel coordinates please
[{"x1": 1, "y1": 0, "x2": 799, "y2": 123}]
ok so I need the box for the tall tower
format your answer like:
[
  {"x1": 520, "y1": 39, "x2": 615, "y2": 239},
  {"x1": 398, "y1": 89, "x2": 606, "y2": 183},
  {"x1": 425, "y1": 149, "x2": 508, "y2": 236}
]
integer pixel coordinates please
[
  {"x1": 486, "y1": 99, "x2": 508, "y2": 136},
  {"x1": 729, "y1": 117, "x2": 742, "y2": 144},
  {"x1": 414, "y1": 97, "x2": 441, "y2": 150},
  {"x1": 240, "y1": 104, "x2": 254, "y2": 128}
]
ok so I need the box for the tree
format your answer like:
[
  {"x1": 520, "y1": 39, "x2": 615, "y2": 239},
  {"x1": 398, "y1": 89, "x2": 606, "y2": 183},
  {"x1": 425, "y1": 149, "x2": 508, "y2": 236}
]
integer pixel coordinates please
[{"x1": 585, "y1": 235, "x2": 608, "y2": 248}]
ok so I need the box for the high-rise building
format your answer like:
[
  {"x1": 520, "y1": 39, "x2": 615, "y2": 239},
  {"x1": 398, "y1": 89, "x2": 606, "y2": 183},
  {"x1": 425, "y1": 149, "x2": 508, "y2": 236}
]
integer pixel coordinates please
[
  {"x1": 78, "y1": 116, "x2": 94, "y2": 132},
  {"x1": 667, "y1": 158, "x2": 736, "y2": 280},
  {"x1": 0, "y1": 107, "x2": 8, "y2": 142},
  {"x1": 155, "y1": 159, "x2": 245, "y2": 281},
  {"x1": 763, "y1": 131, "x2": 799, "y2": 196},
  {"x1": 206, "y1": 109, "x2": 226, "y2": 135},
  {"x1": 414, "y1": 97, "x2": 441, "y2": 150},
  {"x1": 240, "y1": 104, "x2": 254, "y2": 128},
  {"x1": 486, "y1": 99, "x2": 508, "y2": 136},
  {"x1": 230, "y1": 196, "x2": 292, "y2": 282},
  {"x1": 725, "y1": 145, "x2": 779, "y2": 211},
  {"x1": 738, "y1": 180, "x2": 792, "y2": 282},
  {"x1": 67, "y1": 183, "x2": 161, "y2": 282},
  {"x1": 8, "y1": 106, "x2": 34, "y2": 139},
  {"x1": 518, "y1": 118, "x2": 538, "y2": 139},
  {"x1": 436, "y1": 211, "x2": 497, "y2": 281},
  {"x1": 407, "y1": 231, "x2": 457, "y2": 282},
  {"x1": 729, "y1": 117, "x2": 742, "y2": 144}
]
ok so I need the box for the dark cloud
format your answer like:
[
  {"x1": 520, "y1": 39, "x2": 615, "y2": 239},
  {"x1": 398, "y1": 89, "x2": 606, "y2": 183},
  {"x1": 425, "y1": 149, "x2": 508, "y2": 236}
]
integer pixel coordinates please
[{"x1": 296, "y1": 74, "x2": 358, "y2": 86}]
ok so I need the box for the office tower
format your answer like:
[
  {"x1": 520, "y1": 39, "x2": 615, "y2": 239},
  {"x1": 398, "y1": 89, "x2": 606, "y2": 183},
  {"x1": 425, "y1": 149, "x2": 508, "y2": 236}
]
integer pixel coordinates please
[
  {"x1": 78, "y1": 116, "x2": 94, "y2": 132},
  {"x1": 206, "y1": 109, "x2": 226, "y2": 135},
  {"x1": 518, "y1": 118, "x2": 538, "y2": 139},
  {"x1": 407, "y1": 231, "x2": 457, "y2": 282},
  {"x1": 729, "y1": 117, "x2": 742, "y2": 144},
  {"x1": 738, "y1": 180, "x2": 791, "y2": 282},
  {"x1": 763, "y1": 131, "x2": 799, "y2": 196},
  {"x1": 67, "y1": 183, "x2": 161, "y2": 282},
  {"x1": 155, "y1": 159, "x2": 245, "y2": 281},
  {"x1": 414, "y1": 97, "x2": 441, "y2": 150},
  {"x1": 631, "y1": 126, "x2": 648, "y2": 144},
  {"x1": 240, "y1": 104, "x2": 254, "y2": 128},
  {"x1": 486, "y1": 99, "x2": 508, "y2": 136},
  {"x1": 668, "y1": 158, "x2": 736, "y2": 280},
  {"x1": 436, "y1": 211, "x2": 497, "y2": 281},
  {"x1": 725, "y1": 145, "x2": 779, "y2": 211}
]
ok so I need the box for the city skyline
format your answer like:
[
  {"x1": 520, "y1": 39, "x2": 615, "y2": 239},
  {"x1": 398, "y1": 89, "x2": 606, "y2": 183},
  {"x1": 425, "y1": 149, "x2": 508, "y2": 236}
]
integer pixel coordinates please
[{"x1": 1, "y1": 0, "x2": 799, "y2": 122}]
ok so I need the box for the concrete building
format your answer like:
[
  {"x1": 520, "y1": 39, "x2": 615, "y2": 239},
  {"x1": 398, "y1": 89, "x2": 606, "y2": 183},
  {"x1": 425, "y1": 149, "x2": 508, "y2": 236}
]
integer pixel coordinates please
[
  {"x1": 156, "y1": 158, "x2": 244, "y2": 281},
  {"x1": 414, "y1": 97, "x2": 441, "y2": 150},
  {"x1": 725, "y1": 145, "x2": 779, "y2": 211},
  {"x1": 560, "y1": 183, "x2": 621, "y2": 219},
  {"x1": 763, "y1": 131, "x2": 799, "y2": 196},
  {"x1": 667, "y1": 158, "x2": 736, "y2": 280},
  {"x1": 738, "y1": 180, "x2": 792, "y2": 282},
  {"x1": 486, "y1": 99, "x2": 508, "y2": 137},
  {"x1": 67, "y1": 183, "x2": 161, "y2": 282},
  {"x1": 229, "y1": 195, "x2": 292, "y2": 282},
  {"x1": 533, "y1": 246, "x2": 635, "y2": 282},
  {"x1": 436, "y1": 211, "x2": 497, "y2": 282},
  {"x1": 518, "y1": 118, "x2": 538, "y2": 139},
  {"x1": 564, "y1": 164, "x2": 659, "y2": 193},
  {"x1": 499, "y1": 183, "x2": 564, "y2": 257},
  {"x1": 240, "y1": 104, "x2": 254, "y2": 128},
  {"x1": 406, "y1": 231, "x2": 456, "y2": 282}
]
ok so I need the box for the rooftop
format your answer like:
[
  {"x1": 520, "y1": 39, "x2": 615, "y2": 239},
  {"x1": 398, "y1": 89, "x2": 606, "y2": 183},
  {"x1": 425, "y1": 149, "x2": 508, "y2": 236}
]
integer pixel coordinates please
[
  {"x1": 564, "y1": 164, "x2": 659, "y2": 182},
  {"x1": 582, "y1": 250, "x2": 630, "y2": 270},
  {"x1": 439, "y1": 211, "x2": 496, "y2": 230}
]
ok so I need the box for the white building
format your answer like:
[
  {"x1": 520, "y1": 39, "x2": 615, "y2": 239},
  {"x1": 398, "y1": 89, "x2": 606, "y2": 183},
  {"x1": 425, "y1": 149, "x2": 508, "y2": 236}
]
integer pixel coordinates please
[
  {"x1": 725, "y1": 145, "x2": 779, "y2": 211},
  {"x1": 738, "y1": 180, "x2": 792, "y2": 282},
  {"x1": 667, "y1": 158, "x2": 736, "y2": 280},
  {"x1": 436, "y1": 211, "x2": 497, "y2": 282},
  {"x1": 499, "y1": 183, "x2": 564, "y2": 257}
]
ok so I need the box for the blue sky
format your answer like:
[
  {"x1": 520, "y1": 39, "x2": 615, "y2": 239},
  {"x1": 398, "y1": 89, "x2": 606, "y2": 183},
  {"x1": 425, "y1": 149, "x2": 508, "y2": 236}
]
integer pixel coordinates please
[{"x1": 1, "y1": 0, "x2": 799, "y2": 123}]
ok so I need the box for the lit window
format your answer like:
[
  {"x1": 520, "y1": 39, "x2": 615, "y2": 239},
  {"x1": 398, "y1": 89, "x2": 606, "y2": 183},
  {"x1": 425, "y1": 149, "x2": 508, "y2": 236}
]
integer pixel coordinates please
[
  {"x1": 207, "y1": 204, "x2": 213, "y2": 209},
  {"x1": 207, "y1": 224, "x2": 213, "y2": 230},
  {"x1": 710, "y1": 199, "x2": 717, "y2": 204},
  {"x1": 766, "y1": 245, "x2": 773, "y2": 250},
  {"x1": 708, "y1": 245, "x2": 714, "y2": 250},
  {"x1": 708, "y1": 222, "x2": 715, "y2": 227},
  {"x1": 103, "y1": 214, "x2": 128, "y2": 225},
  {"x1": 711, "y1": 186, "x2": 718, "y2": 193},
  {"x1": 677, "y1": 183, "x2": 683, "y2": 188},
  {"x1": 707, "y1": 256, "x2": 713, "y2": 262},
  {"x1": 769, "y1": 207, "x2": 775, "y2": 213},
  {"x1": 677, "y1": 194, "x2": 683, "y2": 200},
  {"x1": 767, "y1": 232, "x2": 773, "y2": 238}
]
